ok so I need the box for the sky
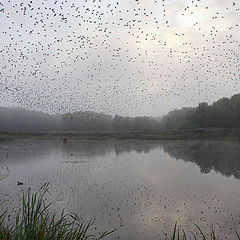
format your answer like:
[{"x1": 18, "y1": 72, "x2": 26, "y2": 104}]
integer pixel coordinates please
[{"x1": 0, "y1": 0, "x2": 239, "y2": 116}]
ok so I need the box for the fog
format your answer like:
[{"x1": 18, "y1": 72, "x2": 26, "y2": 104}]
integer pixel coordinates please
[{"x1": 0, "y1": 93, "x2": 239, "y2": 132}]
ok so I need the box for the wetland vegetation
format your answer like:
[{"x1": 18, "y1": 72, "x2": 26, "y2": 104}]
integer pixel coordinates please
[{"x1": 0, "y1": 184, "x2": 114, "y2": 240}]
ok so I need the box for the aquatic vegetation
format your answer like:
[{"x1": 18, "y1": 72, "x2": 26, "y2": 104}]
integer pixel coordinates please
[
  {"x1": 164, "y1": 222, "x2": 240, "y2": 240},
  {"x1": 0, "y1": 183, "x2": 114, "y2": 240}
]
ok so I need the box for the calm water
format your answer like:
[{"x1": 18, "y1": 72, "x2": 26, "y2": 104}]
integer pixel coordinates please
[{"x1": 0, "y1": 139, "x2": 240, "y2": 239}]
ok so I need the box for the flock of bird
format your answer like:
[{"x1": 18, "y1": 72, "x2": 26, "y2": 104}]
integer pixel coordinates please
[{"x1": 0, "y1": 0, "x2": 240, "y2": 115}]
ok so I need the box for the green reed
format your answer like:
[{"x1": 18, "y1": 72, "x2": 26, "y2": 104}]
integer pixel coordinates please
[
  {"x1": 0, "y1": 183, "x2": 114, "y2": 240},
  {"x1": 163, "y1": 222, "x2": 240, "y2": 240}
]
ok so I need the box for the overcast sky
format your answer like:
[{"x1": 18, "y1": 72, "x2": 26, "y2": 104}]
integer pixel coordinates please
[{"x1": 0, "y1": 0, "x2": 239, "y2": 116}]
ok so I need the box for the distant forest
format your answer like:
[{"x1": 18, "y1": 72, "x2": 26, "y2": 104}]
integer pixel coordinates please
[{"x1": 0, "y1": 93, "x2": 240, "y2": 132}]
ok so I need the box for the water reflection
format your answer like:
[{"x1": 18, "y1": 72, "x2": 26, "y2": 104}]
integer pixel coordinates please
[
  {"x1": 0, "y1": 139, "x2": 240, "y2": 240},
  {"x1": 0, "y1": 139, "x2": 155, "y2": 160},
  {"x1": 1, "y1": 140, "x2": 239, "y2": 180},
  {"x1": 161, "y1": 141, "x2": 240, "y2": 179},
  {"x1": 0, "y1": 151, "x2": 9, "y2": 181}
]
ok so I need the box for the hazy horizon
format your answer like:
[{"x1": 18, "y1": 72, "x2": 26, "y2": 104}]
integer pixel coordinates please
[{"x1": 0, "y1": 95, "x2": 230, "y2": 118}]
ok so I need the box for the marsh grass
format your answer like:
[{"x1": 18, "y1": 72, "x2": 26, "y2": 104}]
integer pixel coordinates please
[
  {"x1": 0, "y1": 183, "x2": 114, "y2": 240},
  {"x1": 163, "y1": 222, "x2": 240, "y2": 240}
]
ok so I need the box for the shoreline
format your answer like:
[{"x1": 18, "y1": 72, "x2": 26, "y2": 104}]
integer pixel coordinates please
[{"x1": 1, "y1": 130, "x2": 240, "y2": 142}]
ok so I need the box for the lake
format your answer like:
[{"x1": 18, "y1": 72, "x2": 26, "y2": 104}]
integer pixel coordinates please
[{"x1": 0, "y1": 139, "x2": 240, "y2": 239}]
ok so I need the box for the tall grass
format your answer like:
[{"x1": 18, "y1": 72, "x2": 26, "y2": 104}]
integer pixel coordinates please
[
  {"x1": 0, "y1": 183, "x2": 114, "y2": 240},
  {"x1": 163, "y1": 222, "x2": 240, "y2": 240}
]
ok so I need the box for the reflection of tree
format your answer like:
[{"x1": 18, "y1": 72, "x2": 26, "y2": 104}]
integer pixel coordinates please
[
  {"x1": 2, "y1": 140, "x2": 159, "y2": 164},
  {"x1": 0, "y1": 151, "x2": 9, "y2": 181},
  {"x1": 63, "y1": 140, "x2": 157, "y2": 157},
  {"x1": 114, "y1": 141, "x2": 155, "y2": 155},
  {"x1": 161, "y1": 141, "x2": 240, "y2": 179},
  {"x1": 3, "y1": 139, "x2": 240, "y2": 180}
]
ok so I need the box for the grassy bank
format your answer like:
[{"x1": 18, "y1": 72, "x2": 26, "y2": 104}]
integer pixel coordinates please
[
  {"x1": 0, "y1": 134, "x2": 15, "y2": 141},
  {"x1": 0, "y1": 185, "x2": 239, "y2": 240},
  {"x1": 1, "y1": 129, "x2": 240, "y2": 142}
]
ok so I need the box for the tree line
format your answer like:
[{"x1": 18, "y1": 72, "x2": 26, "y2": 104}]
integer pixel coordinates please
[
  {"x1": 161, "y1": 93, "x2": 240, "y2": 130},
  {"x1": 0, "y1": 93, "x2": 239, "y2": 132}
]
